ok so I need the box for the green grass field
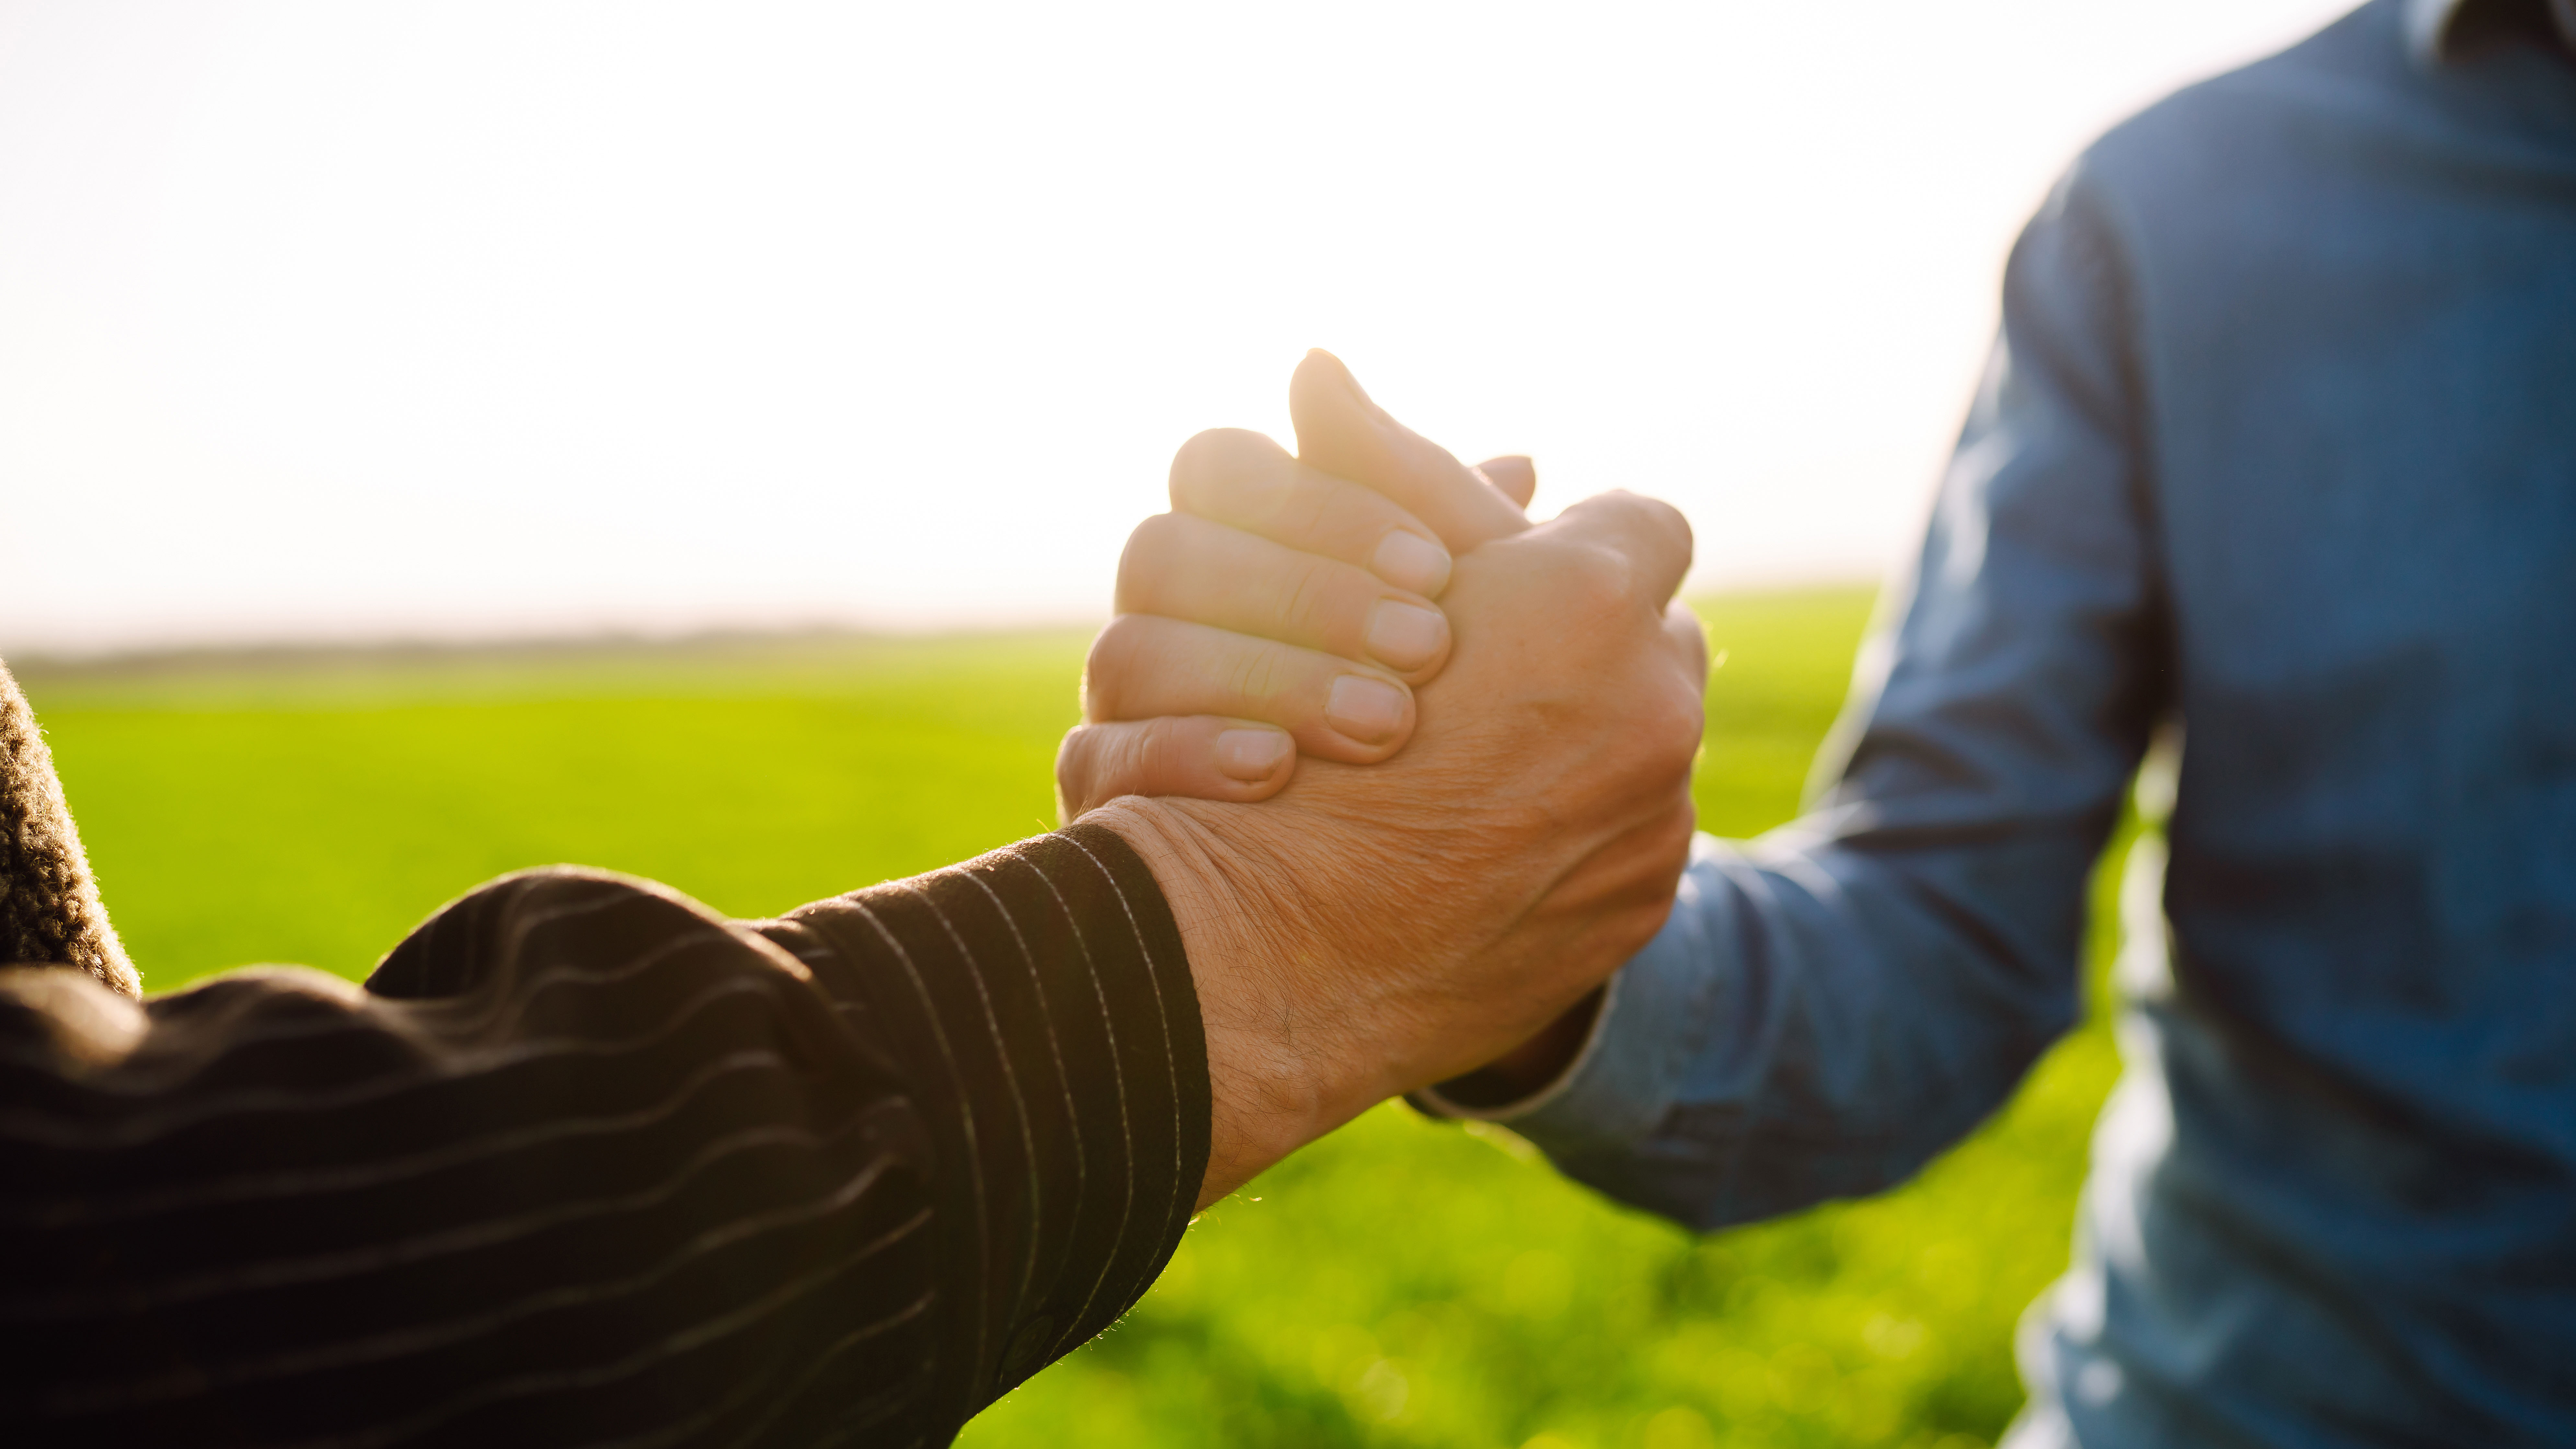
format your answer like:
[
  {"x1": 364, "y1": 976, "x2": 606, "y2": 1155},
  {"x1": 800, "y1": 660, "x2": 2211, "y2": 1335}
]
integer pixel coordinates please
[{"x1": 18, "y1": 588, "x2": 2131, "y2": 1449}]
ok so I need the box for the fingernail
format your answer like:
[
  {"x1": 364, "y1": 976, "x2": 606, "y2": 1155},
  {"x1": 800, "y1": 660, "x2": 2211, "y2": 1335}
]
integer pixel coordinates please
[
  {"x1": 1214, "y1": 728, "x2": 1291, "y2": 782},
  {"x1": 1325, "y1": 675, "x2": 1408, "y2": 745},
  {"x1": 1364, "y1": 600, "x2": 1446, "y2": 673},
  {"x1": 1371, "y1": 531, "x2": 1452, "y2": 596}
]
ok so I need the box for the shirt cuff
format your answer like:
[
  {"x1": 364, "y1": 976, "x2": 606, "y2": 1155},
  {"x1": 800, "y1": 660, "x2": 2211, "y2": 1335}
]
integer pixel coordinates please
[{"x1": 1412, "y1": 834, "x2": 1730, "y2": 1159}]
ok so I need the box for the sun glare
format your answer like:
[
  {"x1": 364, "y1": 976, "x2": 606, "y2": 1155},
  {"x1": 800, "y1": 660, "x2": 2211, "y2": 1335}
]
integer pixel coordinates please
[{"x1": 0, "y1": 0, "x2": 2355, "y2": 653}]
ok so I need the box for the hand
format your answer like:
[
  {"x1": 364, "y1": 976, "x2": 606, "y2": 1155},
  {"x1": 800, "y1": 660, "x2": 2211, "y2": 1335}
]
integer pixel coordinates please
[
  {"x1": 1091, "y1": 487, "x2": 1710, "y2": 1203},
  {"x1": 1058, "y1": 351, "x2": 1540, "y2": 818}
]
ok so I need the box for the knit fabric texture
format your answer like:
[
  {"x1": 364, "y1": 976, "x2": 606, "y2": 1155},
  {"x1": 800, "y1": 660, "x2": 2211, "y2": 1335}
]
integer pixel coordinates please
[{"x1": 0, "y1": 661, "x2": 138, "y2": 995}]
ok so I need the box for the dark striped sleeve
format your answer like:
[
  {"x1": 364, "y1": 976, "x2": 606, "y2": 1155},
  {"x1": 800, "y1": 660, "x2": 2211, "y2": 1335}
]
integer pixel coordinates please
[
  {"x1": 753, "y1": 823, "x2": 1208, "y2": 1423},
  {"x1": 0, "y1": 824, "x2": 1207, "y2": 1449}
]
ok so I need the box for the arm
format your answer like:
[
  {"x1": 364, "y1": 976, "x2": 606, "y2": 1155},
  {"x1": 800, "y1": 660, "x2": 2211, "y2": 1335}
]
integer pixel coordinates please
[
  {"x1": 0, "y1": 485, "x2": 1703, "y2": 1443},
  {"x1": 1451, "y1": 168, "x2": 2172, "y2": 1227},
  {"x1": 1066, "y1": 176, "x2": 2168, "y2": 1228},
  {"x1": 0, "y1": 834, "x2": 1201, "y2": 1445}
]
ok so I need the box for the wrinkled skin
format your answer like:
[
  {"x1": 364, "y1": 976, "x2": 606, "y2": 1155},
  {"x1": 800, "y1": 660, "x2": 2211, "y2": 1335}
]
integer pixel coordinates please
[{"x1": 1077, "y1": 358, "x2": 1707, "y2": 1202}]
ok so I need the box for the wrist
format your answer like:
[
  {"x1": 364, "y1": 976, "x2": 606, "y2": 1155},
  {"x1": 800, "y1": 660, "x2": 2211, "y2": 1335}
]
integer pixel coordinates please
[
  {"x1": 1084, "y1": 798, "x2": 1375, "y2": 1205},
  {"x1": 1424, "y1": 986, "x2": 1604, "y2": 1111}
]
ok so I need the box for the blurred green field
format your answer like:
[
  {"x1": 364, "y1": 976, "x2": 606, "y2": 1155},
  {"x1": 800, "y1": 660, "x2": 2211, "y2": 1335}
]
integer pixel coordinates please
[{"x1": 18, "y1": 587, "x2": 2130, "y2": 1449}]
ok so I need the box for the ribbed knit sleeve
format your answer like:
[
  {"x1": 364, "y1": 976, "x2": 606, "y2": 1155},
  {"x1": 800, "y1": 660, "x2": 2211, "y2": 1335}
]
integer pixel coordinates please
[{"x1": 0, "y1": 823, "x2": 1207, "y2": 1449}]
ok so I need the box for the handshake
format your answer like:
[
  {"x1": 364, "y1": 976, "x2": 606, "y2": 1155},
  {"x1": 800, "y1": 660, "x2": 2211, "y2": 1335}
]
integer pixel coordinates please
[
  {"x1": 1066, "y1": 351, "x2": 1710, "y2": 1205},
  {"x1": 0, "y1": 347, "x2": 1706, "y2": 1444}
]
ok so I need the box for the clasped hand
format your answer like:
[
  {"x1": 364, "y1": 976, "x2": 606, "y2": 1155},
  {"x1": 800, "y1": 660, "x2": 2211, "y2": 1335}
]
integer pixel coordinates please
[{"x1": 1076, "y1": 352, "x2": 1709, "y2": 1204}]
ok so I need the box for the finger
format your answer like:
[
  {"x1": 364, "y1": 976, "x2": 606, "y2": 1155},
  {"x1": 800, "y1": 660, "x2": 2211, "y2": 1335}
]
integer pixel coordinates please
[
  {"x1": 1169, "y1": 428, "x2": 1455, "y2": 597},
  {"x1": 1084, "y1": 614, "x2": 1417, "y2": 762},
  {"x1": 1475, "y1": 454, "x2": 1537, "y2": 509},
  {"x1": 1056, "y1": 717, "x2": 1296, "y2": 821},
  {"x1": 1118, "y1": 512, "x2": 1453, "y2": 680},
  {"x1": 1531, "y1": 489, "x2": 1696, "y2": 609},
  {"x1": 1288, "y1": 349, "x2": 1531, "y2": 552}
]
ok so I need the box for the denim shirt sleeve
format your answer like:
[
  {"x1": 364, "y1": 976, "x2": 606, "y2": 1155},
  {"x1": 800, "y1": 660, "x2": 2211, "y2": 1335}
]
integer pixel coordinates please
[{"x1": 1421, "y1": 164, "x2": 2172, "y2": 1231}]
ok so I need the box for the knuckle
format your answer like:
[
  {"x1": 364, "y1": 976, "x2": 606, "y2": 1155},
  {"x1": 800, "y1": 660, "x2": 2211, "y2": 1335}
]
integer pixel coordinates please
[
  {"x1": 1054, "y1": 723, "x2": 1095, "y2": 776},
  {"x1": 1277, "y1": 479, "x2": 1338, "y2": 545},
  {"x1": 1220, "y1": 642, "x2": 1297, "y2": 709},
  {"x1": 1653, "y1": 499, "x2": 1693, "y2": 555},
  {"x1": 1660, "y1": 694, "x2": 1708, "y2": 765},
  {"x1": 1066, "y1": 717, "x2": 1159, "y2": 804},
  {"x1": 1054, "y1": 725, "x2": 1106, "y2": 806},
  {"x1": 1643, "y1": 683, "x2": 1707, "y2": 772},
  {"x1": 1277, "y1": 554, "x2": 1341, "y2": 633},
  {"x1": 1166, "y1": 429, "x2": 1238, "y2": 494},
  {"x1": 1281, "y1": 475, "x2": 1393, "y2": 556},
  {"x1": 1100, "y1": 722, "x2": 1159, "y2": 795},
  {"x1": 1139, "y1": 716, "x2": 1221, "y2": 795},
  {"x1": 1605, "y1": 487, "x2": 1678, "y2": 523},
  {"x1": 1168, "y1": 428, "x2": 1285, "y2": 520},
  {"x1": 1081, "y1": 618, "x2": 1150, "y2": 718},
  {"x1": 1139, "y1": 715, "x2": 1191, "y2": 755},
  {"x1": 1113, "y1": 513, "x2": 1187, "y2": 609},
  {"x1": 1551, "y1": 541, "x2": 1644, "y2": 621},
  {"x1": 1587, "y1": 489, "x2": 1692, "y2": 562}
]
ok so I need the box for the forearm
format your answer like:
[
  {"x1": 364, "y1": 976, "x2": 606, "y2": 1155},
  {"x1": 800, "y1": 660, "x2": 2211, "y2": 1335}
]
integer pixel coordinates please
[
  {"x1": 763, "y1": 823, "x2": 1209, "y2": 1409},
  {"x1": 0, "y1": 871, "x2": 955, "y2": 1443},
  {"x1": 0, "y1": 836, "x2": 1212, "y2": 1444}
]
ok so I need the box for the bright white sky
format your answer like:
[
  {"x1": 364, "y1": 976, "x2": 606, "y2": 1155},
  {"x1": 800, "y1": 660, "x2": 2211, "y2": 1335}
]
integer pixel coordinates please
[{"x1": 0, "y1": 0, "x2": 2358, "y2": 654}]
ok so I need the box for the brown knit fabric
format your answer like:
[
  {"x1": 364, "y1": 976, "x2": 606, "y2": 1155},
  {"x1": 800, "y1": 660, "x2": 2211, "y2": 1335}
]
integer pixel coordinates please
[{"x1": 0, "y1": 660, "x2": 138, "y2": 995}]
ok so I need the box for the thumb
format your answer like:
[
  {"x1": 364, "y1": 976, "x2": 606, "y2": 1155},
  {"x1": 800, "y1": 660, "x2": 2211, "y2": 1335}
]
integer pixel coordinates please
[{"x1": 1289, "y1": 350, "x2": 1530, "y2": 552}]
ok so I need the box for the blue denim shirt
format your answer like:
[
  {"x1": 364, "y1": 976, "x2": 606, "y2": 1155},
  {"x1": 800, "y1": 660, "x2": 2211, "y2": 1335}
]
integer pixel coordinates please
[{"x1": 1426, "y1": 4, "x2": 2576, "y2": 1442}]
